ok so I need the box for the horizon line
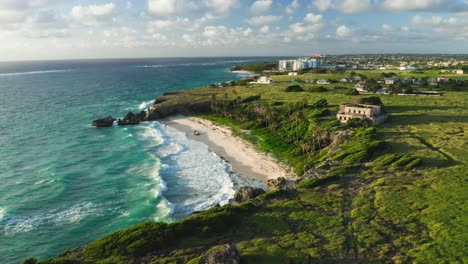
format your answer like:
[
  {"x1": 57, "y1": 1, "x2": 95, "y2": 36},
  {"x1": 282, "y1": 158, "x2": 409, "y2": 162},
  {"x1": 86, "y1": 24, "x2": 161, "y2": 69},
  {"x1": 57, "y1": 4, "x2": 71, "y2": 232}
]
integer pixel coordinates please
[{"x1": 1, "y1": 53, "x2": 468, "y2": 63}]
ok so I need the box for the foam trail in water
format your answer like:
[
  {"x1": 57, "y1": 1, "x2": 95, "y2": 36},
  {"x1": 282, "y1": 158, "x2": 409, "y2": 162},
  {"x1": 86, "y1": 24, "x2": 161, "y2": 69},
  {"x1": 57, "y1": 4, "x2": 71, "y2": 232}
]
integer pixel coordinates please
[
  {"x1": 137, "y1": 65, "x2": 163, "y2": 68},
  {"x1": 0, "y1": 69, "x2": 72, "y2": 76},
  {"x1": 1, "y1": 202, "x2": 105, "y2": 235},
  {"x1": 0, "y1": 207, "x2": 5, "y2": 221}
]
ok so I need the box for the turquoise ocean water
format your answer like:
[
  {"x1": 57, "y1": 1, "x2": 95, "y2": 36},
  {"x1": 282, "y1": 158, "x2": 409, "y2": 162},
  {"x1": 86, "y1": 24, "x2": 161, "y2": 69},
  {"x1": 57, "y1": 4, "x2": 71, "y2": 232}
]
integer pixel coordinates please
[{"x1": 0, "y1": 57, "x2": 279, "y2": 263}]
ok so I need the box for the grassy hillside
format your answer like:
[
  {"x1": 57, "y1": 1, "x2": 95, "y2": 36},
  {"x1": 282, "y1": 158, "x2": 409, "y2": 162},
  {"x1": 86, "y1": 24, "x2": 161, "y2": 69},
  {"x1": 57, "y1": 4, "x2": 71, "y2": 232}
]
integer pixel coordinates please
[{"x1": 29, "y1": 71, "x2": 467, "y2": 264}]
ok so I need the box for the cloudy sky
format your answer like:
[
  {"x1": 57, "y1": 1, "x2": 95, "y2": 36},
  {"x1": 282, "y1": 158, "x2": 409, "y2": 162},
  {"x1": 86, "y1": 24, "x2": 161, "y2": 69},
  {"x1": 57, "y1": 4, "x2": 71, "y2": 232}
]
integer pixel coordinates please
[{"x1": 1, "y1": 0, "x2": 468, "y2": 61}]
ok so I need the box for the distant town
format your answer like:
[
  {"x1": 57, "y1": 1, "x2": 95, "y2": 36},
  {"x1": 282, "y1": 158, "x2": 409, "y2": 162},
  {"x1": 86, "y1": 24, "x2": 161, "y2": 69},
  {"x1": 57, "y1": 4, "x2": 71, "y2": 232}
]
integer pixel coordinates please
[{"x1": 235, "y1": 54, "x2": 468, "y2": 96}]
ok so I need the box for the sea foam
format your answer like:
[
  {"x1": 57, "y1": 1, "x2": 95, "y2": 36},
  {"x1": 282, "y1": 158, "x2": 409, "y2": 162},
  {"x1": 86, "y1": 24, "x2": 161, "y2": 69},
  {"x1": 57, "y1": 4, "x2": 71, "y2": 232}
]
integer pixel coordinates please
[
  {"x1": 138, "y1": 100, "x2": 155, "y2": 110},
  {"x1": 1, "y1": 202, "x2": 103, "y2": 235},
  {"x1": 142, "y1": 122, "x2": 236, "y2": 217},
  {"x1": 0, "y1": 69, "x2": 72, "y2": 77}
]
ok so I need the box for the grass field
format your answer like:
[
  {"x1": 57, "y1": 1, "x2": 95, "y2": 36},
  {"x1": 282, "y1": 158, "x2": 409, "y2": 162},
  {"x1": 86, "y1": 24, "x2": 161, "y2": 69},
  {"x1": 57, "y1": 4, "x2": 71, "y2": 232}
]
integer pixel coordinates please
[{"x1": 35, "y1": 71, "x2": 467, "y2": 264}]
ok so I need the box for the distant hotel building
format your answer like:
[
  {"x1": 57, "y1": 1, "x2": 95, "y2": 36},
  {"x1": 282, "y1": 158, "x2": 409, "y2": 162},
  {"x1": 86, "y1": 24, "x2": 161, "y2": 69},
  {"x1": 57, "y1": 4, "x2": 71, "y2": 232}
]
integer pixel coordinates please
[{"x1": 279, "y1": 58, "x2": 322, "y2": 71}]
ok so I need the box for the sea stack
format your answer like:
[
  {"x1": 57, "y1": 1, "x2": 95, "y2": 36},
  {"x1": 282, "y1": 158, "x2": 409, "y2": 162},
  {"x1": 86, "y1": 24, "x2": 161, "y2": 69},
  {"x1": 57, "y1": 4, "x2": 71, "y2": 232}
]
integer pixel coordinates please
[{"x1": 92, "y1": 116, "x2": 116, "y2": 127}]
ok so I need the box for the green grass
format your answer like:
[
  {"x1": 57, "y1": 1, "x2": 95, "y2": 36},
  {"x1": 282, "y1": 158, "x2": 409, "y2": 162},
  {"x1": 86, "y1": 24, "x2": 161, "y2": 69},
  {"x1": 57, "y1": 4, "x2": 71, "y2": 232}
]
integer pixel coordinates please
[{"x1": 35, "y1": 70, "x2": 467, "y2": 264}]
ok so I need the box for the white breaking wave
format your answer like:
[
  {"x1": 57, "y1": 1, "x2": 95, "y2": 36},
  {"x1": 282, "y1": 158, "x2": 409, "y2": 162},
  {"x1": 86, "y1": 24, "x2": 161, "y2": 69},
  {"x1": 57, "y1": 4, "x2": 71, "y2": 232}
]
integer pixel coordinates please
[
  {"x1": 138, "y1": 100, "x2": 154, "y2": 111},
  {"x1": 145, "y1": 122, "x2": 236, "y2": 215},
  {"x1": 137, "y1": 65, "x2": 163, "y2": 68},
  {"x1": 1, "y1": 202, "x2": 103, "y2": 235},
  {"x1": 0, "y1": 207, "x2": 5, "y2": 221},
  {"x1": 0, "y1": 69, "x2": 72, "y2": 77}
]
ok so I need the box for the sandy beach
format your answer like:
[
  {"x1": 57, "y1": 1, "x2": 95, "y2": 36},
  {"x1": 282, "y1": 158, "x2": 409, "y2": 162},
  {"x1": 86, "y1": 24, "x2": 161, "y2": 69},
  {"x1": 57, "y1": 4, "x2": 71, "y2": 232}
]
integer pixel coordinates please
[{"x1": 162, "y1": 116, "x2": 295, "y2": 183}]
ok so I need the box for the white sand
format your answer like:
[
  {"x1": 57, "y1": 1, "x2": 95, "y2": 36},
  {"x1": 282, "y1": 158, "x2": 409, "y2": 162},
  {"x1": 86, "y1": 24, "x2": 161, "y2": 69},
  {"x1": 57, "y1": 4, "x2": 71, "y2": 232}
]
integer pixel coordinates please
[{"x1": 162, "y1": 116, "x2": 295, "y2": 183}]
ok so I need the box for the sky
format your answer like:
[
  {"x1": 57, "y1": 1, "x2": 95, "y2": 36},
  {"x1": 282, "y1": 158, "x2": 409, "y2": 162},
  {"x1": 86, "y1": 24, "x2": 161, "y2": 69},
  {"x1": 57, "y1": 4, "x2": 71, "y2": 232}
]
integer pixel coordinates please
[{"x1": 0, "y1": 0, "x2": 468, "y2": 61}]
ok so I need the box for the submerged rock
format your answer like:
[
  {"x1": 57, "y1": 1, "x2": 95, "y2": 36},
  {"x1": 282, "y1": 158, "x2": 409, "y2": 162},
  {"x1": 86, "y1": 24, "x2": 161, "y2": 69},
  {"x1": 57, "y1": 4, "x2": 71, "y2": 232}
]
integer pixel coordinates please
[
  {"x1": 92, "y1": 116, "x2": 115, "y2": 127},
  {"x1": 233, "y1": 187, "x2": 265, "y2": 203},
  {"x1": 206, "y1": 243, "x2": 240, "y2": 264}
]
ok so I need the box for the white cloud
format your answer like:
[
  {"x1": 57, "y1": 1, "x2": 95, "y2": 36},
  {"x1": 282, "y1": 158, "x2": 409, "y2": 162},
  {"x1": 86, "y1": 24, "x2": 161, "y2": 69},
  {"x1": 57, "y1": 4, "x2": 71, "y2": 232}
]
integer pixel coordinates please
[
  {"x1": 289, "y1": 22, "x2": 323, "y2": 33},
  {"x1": 380, "y1": 0, "x2": 468, "y2": 12},
  {"x1": 336, "y1": 25, "x2": 352, "y2": 38},
  {"x1": 245, "y1": 15, "x2": 282, "y2": 25},
  {"x1": 259, "y1": 25, "x2": 269, "y2": 33},
  {"x1": 0, "y1": 9, "x2": 26, "y2": 24},
  {"x1": 313, "y1": 0, "x2": 333, "y2": 12},
  {"x1": 286, "y1": 0, "x2": 299, "y2": 14},
  {"x1": 203, "y1": 0, "x2": 238, "y2": 15},
  {"x1": 147, "y1": 0, "x2": 176, "y2": 15},
  {"x1": 401, "y1": 26, "x2": 410, "y2": 32},
  {"x1": 304, "y1": 13, "x2": 323, "y2": 24},
  {"x1": 381, "y1": 24, "x2": 393, "y2": 32},
  {"x1": 147, "y1": 16, "x2": 212, "y2": 33},
  {"x1": 337, "y1": 0, "x2": 371, "y2": 14},
  {"x1": 250, "y1": 0, "x2": 272, "y2": 14},
  {"x1": 411, "y1": 15, "x2": 468, "y2": 27},
  {"x1": 71, "y1": 3, "x2": 116, "y2": 25},
  {"x1": 146, "y1": 0, "x2": 198, "y2": 16}
]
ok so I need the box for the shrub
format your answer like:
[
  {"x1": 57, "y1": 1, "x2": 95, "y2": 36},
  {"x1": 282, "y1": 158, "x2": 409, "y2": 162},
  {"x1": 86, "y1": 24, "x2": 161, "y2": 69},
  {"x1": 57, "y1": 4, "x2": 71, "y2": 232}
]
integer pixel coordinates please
[
  {"x1": 309, "y1": 86, "x2": 328, "y2": 93},
  {"x1": 346, "y1": 88, "x2": 359, "y2": 95},
  {"x1": 298, "y1": 175, "x2": 340, "y2": 189},
  {"x1": 241, "y1": 95, "x2": 261, "y2": 103},
  {"x1": 352, "y1": 96, "x2": 383, "y2": 106},
  {"x1": 285, "y1": 85, "x2": 305, "y2": 92},
  {"x1": 22, "y1": 258, "x2": 37, "y2": 264},
  {"x1": 405, "y1": 158, "x2": 421, "y2": 170}
]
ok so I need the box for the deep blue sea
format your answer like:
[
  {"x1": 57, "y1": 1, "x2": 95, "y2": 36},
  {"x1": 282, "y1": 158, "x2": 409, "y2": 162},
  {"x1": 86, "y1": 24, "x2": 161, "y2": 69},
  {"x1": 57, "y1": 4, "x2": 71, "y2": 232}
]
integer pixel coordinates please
[{"x1": 0, "y1": 57, "x2": 280, "y2": 263}]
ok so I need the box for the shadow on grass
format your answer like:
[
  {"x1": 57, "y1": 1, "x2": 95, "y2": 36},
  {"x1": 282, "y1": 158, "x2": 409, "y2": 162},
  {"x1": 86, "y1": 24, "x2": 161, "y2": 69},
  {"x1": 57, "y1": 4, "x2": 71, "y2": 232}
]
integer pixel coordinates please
[
  {"x1": 388, "y1": 114, "x2": 468, "y2": 125},
  {"x1": 385, "y1": 105, "x2": 464, "y2": 113}
]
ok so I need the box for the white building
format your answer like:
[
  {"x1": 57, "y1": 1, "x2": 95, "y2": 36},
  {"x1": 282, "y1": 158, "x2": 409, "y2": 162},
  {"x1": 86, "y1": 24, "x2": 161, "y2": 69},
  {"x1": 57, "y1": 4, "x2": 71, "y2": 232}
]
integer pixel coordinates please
[
  {"x1": 251, "y1": 76, "x2": 274, "y2": 84},
  {"x1": 317, "y1": 79, "x2": 330, "y2": 85},
  {"x1": 385, "y1": 78, "x2": 398, "y2": 85},
  {"x1": 279, "y1": 58, "x2": 321, "y2": 71}
]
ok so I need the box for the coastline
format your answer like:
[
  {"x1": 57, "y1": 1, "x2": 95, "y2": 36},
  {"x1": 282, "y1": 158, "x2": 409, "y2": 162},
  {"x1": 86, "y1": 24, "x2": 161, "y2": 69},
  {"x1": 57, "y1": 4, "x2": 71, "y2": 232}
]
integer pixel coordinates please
[
  {"x1": 161, "y1": 115, "x2": 295, "y2": 185},
  {"x1": 229, "y1": 69, "x2": 257, "y2": 76}
]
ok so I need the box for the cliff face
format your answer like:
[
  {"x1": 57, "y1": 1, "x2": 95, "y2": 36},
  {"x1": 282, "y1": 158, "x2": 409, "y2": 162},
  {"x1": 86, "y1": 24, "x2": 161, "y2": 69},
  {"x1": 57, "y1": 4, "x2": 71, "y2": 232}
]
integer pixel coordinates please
[{"x1": 146, "y1": 92, "x2": 212, "y2": 120}]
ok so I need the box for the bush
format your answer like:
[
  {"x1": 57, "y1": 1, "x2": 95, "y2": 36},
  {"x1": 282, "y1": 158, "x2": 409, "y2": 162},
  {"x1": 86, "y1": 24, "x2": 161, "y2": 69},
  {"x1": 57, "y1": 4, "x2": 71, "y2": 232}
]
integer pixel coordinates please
[
  {"x1": 241, "y1": 95, "x2": 261, "y2": 103},
  {"x1": 22, "y1": 258, "x2": 37, "y2": 264},
  {"x1": 298, "y1": 175, "x2": 340, "y2": 189},
  {"x1": 309, "y1": 86, "x2": 328, "y2": 93},
  {"x1": 352, "y1": 96, "x2": 383, "y2": 106},
  {"x1": 285, "y1": 85, "x2": 305, "y2": 92},
  {"x1": 346, "y1": 88, "x2": 359, "y2": 95}
]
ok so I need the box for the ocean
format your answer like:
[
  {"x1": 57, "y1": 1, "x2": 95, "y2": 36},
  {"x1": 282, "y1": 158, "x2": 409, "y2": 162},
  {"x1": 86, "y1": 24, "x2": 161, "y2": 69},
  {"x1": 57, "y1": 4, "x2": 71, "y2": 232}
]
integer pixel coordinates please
[{"x1": 0, "y1": 57, "x2": 279, "y2": 263}]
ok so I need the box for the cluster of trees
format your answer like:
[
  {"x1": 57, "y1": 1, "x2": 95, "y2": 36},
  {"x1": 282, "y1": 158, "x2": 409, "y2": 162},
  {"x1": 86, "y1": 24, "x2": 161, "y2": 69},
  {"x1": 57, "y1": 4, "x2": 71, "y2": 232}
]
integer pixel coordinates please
[{"x1": 210, "y1": 94, "x2": 337, "y2": 173}]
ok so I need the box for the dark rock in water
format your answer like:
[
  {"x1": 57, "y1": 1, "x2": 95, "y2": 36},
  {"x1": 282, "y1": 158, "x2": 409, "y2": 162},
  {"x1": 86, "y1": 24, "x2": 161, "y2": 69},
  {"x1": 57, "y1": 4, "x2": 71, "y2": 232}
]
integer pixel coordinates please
[
  {"x1": 118, "y1": 111, "x2": 147, "y2": 126},
  {"x1": 267, "y1": 177, "x2": 287, "y2": 190},
  {"x1": 123, "y1": 111, "x2": 136, "y2": 120},
  {"x1": 136, "y1": 111, "x2": 146, "y2": 121},
  {"x1": 117, "y1": 119, "x2": 140, "y2": 126},
  {"x1": 206, "y1": 243, "x2": 240, "y2": 264},
  {"x1": 230, "y1": 65, "x2": 242, "y2": 71},
  {"x1": 233, "y1": 187, "x2": 265, "y2": 203},
  {"x1": 92, "y1": 116, "x2": 115, "y2": 127}
]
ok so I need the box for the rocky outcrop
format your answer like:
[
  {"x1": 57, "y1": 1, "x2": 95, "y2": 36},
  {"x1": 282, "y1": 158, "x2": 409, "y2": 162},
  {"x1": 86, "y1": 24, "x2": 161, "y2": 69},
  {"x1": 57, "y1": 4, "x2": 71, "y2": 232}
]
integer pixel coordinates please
[
  {"x1": 267, "y1": 177, "x2": 288, "y2": 190},
  {"x1": 147, "y1": 101, "x2": 211, "y2": 120},
  {"x1": 233, "y1": 187, "x2": 265, "y2": 203},
  {"x1": 92, "y1": 116, "x2": 116, "y2": 127},
  {"x1": 206, "y1": 244, "x2": 240, "y2": 264},
  {"x1": 117, "y1": 111, "x2": 146, "y2": 126}
]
